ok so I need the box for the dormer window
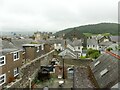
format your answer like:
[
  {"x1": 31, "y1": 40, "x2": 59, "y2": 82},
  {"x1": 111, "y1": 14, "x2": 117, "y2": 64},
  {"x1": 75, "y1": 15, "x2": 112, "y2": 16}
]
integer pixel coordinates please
[
  {"x1": 94, "y1": 61, "x2": 100, "y2": 67},
  {"x1": 100, "y1": 68, "x2": 108, "y2": 77},
  {"x1": 13, "y1": 52, "x2": 19, "y2": 61},
  {"x1": 0, "y1": 56, "x2": 6, "y2": 66}
]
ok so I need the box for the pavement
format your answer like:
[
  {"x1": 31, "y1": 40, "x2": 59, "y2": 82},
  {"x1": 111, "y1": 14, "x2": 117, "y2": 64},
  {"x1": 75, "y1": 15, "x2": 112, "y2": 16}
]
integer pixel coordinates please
[{"x1": 35, "y1": 78, "x2": 73, "y2": 89}]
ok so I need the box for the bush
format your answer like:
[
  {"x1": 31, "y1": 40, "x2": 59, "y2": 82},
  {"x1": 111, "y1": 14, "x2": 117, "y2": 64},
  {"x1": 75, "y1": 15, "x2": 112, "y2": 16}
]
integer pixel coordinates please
[
  {"x1": 86, "y1": 48, "x2": 101, "y2": 59},
  {"x1": 80, "y1": 56, "x2": 86, "y2": 59},
  {"x1": 106, "y1": 48, "x2": 113, "y2": 51}
]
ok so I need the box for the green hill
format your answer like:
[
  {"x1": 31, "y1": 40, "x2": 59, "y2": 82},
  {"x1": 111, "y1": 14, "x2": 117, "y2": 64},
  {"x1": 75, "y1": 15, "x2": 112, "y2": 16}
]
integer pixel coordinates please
[{"x1": 54, "y1": 23, "x2": 118, "y2": 39}]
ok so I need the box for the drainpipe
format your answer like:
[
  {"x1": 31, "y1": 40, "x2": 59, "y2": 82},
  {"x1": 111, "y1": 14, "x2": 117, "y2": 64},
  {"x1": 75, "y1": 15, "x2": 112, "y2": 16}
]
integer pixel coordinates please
[
  {"x1": 24, "y1": 47, "x2": 27, "y2": 64},
  {"x1": 29, "y1": 78, "x2": 32, "y2": 90},
  {"x1": 73, "y1": 66, "x2": 75, "y2": 89}
]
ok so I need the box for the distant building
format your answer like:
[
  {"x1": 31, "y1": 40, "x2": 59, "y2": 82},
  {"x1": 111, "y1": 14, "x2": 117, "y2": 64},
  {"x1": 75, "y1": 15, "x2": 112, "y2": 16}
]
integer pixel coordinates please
[
  {"x1": 58, "y1": 39, "x2": 84, "y2": 58},
  {"x1": 110, "y1": 36, "x2": 120, "y2": 43},
  {"x1": 34, "y1": 31, "x2": 52, "y2": 41},
  {"x1": 87, "y1": 38, "x2": 99, "y2": 50},
  {"x1": 87, "y1": 35, "x2": 112, "y2": 51}
]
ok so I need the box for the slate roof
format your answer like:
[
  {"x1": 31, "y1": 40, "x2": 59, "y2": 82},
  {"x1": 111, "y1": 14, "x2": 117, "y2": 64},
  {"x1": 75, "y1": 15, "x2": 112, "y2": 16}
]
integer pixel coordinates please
[
  {"x1": 110, "y1": 36, "x2": 120, "y2": 43},
  {"x1": 92, "y1": 35, "x2": 103, "y2": 40},
  {"x1": 96, "y1": 35, "x2": 104, "y2": 40},
  {"x1": 87, "y1": 38, "x2": 98, "y2": 45},
  {"x1": 11, "y1": 39, "x2": 35, "y2": 49},
  {"x1": 43, "y1": 39, "x2": 72, "y2": 47},
  {"x1": 40, "y1": 39, "x2": 82, "y2": 48},
  {"x1": 90, "y1": 53, "x2": 119, "y2": 88},
  {"x1": 1, "y1": 40, "x2": 16, "y2": 49},
  {"x1": 71, "y1": 39, "x2": 82, "y2": 46},
  {"x1": 0, "y1": 48, "x2": 21, "y2": 55},
  {"x1": 99, "y1": 41, "x2": 113, "y2": 46},
  {"x1": 74, "y1": 66, "x2": 95, "y2": 88},
  {"x1": 0, "y1": 38, "x2": 23, "y2": 55},
  {"x1": 58, "y1": 48, "x2": 77, "y2": 59}
]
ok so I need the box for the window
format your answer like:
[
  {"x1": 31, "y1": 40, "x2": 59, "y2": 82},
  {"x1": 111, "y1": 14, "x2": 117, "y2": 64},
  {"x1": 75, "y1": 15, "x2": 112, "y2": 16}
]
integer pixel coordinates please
[
  {"x1": 36, "y1": 46, "x2": 39, "y2": 52},
  {"x1": 88, "y1": 45, "x2": 89, "y2": 47},
  {"x1": 0, "y1": 74, "x2": 6, "y2": 86},
  {"x1": 0, "y1": 56, "x2": 6, "y2": 66},
  {"x1": 14, "y1": 67, "x2": 19, "y2": 77},
  {"x1": 58, "y1": 44, "x2": 61, "y2": 46},
  {"x1": 78, "y1": 47, "x2": 80, "y2": 49},
  {"x1": 94, "y1": 61, "x2": 100, "y2": 67},
  {"x1": 41, "y1": 44, "x2": 44, "y2": 50},
  {"x1": 13, "y1": 52, "x2": 19, "y2": 61},
  {"x1": 100, "y1": 68, "x2": 108, "y2": 77},
  {"x1": 93, "y1": 45, "x2": 95, "y2": 47}
]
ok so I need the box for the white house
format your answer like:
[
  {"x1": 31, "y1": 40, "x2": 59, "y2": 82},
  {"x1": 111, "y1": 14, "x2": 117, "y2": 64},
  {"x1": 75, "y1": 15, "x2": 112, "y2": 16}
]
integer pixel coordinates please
[
  {"x1": 87, "y1": 38, "x2": 99, "y2": 50},
  {"x1": 54, "y1": 43, "x2": 63, "y2": 51}
]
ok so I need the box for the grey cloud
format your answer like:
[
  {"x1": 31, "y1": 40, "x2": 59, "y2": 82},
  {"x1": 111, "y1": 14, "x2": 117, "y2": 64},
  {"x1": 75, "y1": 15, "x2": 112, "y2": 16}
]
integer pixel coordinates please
[{"x1": 0, "y1": 0, "x2": 119, "y2": 32}]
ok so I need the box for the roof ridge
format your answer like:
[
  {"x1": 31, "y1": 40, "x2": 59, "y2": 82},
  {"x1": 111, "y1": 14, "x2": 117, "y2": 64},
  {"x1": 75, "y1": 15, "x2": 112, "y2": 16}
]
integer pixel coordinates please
[{"x1": 105, "y1": 51, "x2": 120, "y2": 60}]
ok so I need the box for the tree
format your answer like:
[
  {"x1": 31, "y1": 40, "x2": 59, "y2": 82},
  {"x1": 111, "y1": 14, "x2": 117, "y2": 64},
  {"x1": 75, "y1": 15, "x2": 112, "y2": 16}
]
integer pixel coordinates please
[
  {"x1": 106, "y1": 47, "x2": 113, "y2": 51},
  {"x1": 86, "y1": 48, "x2": 101, "y2": 59}
]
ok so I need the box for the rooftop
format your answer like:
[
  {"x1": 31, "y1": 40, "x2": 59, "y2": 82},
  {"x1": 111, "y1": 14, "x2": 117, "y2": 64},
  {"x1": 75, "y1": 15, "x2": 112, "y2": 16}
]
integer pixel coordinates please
[
  {"x1": 74, "y1": 66, "x2": 95, "y2": 88},
  {"x1": 90, "y1": 52, "x2": 119, "y2": 88},
  {"x1": 0, "y1": 48, "x2": 22, "y2": 55}
]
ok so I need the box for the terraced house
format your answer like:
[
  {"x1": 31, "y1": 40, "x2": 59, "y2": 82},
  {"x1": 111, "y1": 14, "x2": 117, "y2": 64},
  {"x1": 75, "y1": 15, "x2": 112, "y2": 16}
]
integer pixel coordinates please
[{"x1": 0, "y1": 48, "x2": 23, "y2": 88}]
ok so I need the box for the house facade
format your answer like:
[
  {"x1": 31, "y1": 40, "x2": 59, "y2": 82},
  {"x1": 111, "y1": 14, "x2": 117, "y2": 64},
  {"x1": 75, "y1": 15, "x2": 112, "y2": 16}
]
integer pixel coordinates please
[
  {"x1": 87, "y1": 35, "x2": 112, "y2": 51},
  {"x1": 0, "y1": 49, "x2": 23, "y2": 87},
  {"x1": 87, "y1": 38, "x2": 99, "y2": 50}
]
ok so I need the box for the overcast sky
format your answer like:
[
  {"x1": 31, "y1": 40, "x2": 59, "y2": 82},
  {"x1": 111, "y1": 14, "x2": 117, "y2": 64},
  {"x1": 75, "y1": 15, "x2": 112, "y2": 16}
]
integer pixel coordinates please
[{"x1": 0, "y1": 0, "x2": 119, "y2": 32}]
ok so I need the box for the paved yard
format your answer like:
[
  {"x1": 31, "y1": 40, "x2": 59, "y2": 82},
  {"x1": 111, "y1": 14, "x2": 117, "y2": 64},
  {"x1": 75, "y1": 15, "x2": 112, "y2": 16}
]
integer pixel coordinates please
[
  {"x1": 34, "y1": 58, "x2": 94, "y2": 89},
  {"x1": 35, "y1": 78, "x2": 73, "y2": 89}
]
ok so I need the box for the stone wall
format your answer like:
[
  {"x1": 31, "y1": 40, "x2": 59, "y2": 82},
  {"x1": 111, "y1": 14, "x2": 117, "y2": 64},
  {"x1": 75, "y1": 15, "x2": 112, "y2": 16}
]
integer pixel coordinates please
[{"x1": 6, "y1": 50, "x2": 55, "y2": 88}]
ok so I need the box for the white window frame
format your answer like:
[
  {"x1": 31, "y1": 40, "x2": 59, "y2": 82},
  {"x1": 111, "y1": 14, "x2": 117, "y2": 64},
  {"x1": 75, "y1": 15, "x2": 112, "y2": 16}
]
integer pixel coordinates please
[
  {"x1": 14, "y1": 67, "x2": 19, "y2": 77},
  {"x1": 58, "y1": 44, "x2": 61, "y2": 46},
  {"x1": 100, "y1": 68, "x2": 108, "y2": 77},
  {"x1": 36, "y1": 46, "x2": 39, "y2": 52},
  {"x1": 0, "y1": 74, "x2": 6, "y2": 86},
  {"x1": 13, "y1": 51, "x2": 19, "y2": 61},
  {"x1": 94, "y1": 61, "x2": 100, "y2": 67},
  {"x1": 0, "y1": 56, "x2": 6, "y2": 66},
  {"x1": 41, "y1": 44, "x2": 44, "y2": 50}
]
